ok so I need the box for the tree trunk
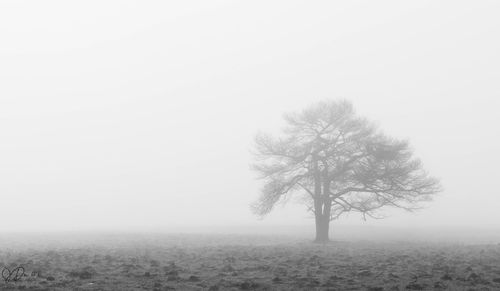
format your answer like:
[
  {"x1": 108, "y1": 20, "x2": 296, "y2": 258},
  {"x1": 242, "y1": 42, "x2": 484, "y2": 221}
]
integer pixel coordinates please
[
  {"x1": 314, "y1": 214, "x2": 330, "y2": 243},
  {"x1": 312, "y1": 156, "x2": 332, "y2": 243}
]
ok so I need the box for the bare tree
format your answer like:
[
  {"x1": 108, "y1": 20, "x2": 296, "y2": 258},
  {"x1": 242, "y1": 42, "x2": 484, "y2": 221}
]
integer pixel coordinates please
[{"x1": 251, "y1": 100, "x2": 441, "y2": 242}]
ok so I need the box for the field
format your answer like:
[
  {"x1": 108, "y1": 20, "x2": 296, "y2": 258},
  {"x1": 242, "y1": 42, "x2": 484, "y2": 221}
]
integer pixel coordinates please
[{"x1": 1, "y1": 233, "x2": 500, "y2": 290}]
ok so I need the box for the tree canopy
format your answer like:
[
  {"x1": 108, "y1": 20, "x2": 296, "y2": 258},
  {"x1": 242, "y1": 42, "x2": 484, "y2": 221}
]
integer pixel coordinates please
[{"x1": 251, "y1": 100, "x2": 441, "y2": 241}]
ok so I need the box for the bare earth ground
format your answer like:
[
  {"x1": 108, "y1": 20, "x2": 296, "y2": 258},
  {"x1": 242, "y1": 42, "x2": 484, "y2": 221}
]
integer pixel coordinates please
[{"x1": 1, "y1": 234, "x2": 500, "y2": 290}]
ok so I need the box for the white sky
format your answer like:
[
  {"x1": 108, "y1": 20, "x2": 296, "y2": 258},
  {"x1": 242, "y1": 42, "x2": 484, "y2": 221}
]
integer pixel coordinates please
[{"x1": 0, "y1": 1, "x2": 499, "y2": 232}]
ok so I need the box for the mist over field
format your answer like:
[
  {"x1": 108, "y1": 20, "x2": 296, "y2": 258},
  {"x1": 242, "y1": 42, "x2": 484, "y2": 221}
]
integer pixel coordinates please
[
  {"x1": 1, "y1": 1, "x2": 500, "y2": 290},
  {"x1": 1, "y1": 0, "x2": 500, "y2": 239}
]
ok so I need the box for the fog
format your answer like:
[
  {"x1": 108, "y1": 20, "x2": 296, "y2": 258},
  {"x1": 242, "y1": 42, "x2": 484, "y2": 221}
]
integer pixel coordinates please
[{"x1": 1, "y1": 1, "x2": 499, "y2": 241}]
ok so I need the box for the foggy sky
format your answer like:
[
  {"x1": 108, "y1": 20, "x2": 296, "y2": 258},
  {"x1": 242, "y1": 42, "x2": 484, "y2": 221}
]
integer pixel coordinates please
[{"x1": 1, "y1": 1, "x2": 499, "y2": 233}]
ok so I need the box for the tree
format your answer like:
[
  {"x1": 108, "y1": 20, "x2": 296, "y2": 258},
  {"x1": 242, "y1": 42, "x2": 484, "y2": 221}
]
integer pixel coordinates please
[{"x1": 251, "y1": 100, "x2": 441, "y2": 242}]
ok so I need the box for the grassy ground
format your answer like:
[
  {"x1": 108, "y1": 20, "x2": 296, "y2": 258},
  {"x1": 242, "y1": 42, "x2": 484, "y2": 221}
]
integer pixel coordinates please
[{"x1": 1, "y1": 233, "x2": 500, "y2": 290}]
